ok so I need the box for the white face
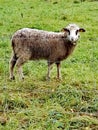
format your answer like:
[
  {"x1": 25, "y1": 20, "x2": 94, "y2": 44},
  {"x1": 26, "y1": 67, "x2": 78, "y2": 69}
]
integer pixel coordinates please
[
  {"x1": 63, "y1": 24, "x2": 85, "y2": 45},
  {"x1": 67, "y1": 29, "x2": 80, "y2": 44}
]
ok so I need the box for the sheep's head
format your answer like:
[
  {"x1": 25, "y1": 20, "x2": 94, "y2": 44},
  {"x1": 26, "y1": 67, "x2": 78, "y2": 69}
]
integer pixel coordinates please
[{"x1": 62, "y1": 24, "x2": 85, "y2": 45}]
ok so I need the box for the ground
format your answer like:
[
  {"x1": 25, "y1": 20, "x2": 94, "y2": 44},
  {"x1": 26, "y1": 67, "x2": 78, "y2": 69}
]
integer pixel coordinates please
[{"x1": 0, "y1": 0, "x2": 98, "y2": 129}]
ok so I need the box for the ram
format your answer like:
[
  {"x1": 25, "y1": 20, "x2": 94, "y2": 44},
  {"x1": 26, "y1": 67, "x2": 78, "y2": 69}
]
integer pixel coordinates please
[{"x1": 9, "y1": 24, "x2": 85, "y2": 80}]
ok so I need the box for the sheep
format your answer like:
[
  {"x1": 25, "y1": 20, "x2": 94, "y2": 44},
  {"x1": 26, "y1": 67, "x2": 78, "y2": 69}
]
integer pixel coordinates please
[{"x1": 9, "y1": 24, "x2": 85, "y2": 80}]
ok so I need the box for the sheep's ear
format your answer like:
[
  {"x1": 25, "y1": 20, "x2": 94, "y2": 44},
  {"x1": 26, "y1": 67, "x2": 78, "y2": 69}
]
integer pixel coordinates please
[
  {"x1": 79, "y1": 28, "x2": 86, "y2": 32},
  {"x1": 61, "y1": 28, "x2": 69, "y2": 33}
]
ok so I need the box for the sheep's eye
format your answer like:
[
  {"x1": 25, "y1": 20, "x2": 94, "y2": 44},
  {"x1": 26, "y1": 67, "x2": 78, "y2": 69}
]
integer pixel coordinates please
[
  {"x1": 76, "y1": 30, "x2": 79, "y2": 35},
  {"x1": 67, "y1": 30, "x2": 70, "y2": 35}
]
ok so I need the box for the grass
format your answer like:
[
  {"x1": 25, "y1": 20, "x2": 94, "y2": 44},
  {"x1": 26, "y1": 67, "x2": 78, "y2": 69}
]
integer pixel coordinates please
[{"x1": 0, "y1": 0, "x2": 98, "y2": 129}]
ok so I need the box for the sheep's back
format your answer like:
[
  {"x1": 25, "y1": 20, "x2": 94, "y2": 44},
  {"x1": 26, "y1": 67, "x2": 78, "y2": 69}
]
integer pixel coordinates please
[{"x1": 11, "y1": 28, "x2": 65, "y2": 60}]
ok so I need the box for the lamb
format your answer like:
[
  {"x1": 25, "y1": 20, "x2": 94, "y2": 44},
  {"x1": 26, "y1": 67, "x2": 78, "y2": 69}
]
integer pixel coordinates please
[{"x1": 9, "y1": 24, "x2": 85, "y2": 80}]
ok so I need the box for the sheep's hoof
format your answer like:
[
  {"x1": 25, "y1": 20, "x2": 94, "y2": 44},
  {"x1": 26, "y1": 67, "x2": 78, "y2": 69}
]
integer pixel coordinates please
[
  {"x1": 46, "y1": 76, "x2": 50, "y2": 81},
  {"x1": 19, "y1": 76, "x2": 24, "y2": 80},
  {"x1": 57, "y1": 76, "x2": 62, "y2": 81},
  {"x1": 21, "y1": 77, "x2": 24, "y2": 80},
  {"x1": 10, "y1": 76, "x2": 15, "y2": 80}
]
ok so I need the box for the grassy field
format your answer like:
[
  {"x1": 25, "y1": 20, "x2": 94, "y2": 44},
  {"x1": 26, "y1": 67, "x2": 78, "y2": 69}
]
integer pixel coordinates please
[{"x1": 0, "y1": 0, "x2": 98, "y2": 129}]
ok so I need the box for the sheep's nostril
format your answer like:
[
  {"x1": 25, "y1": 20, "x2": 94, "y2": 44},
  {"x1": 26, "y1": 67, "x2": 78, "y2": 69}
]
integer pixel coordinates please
[{"x1": 71, "y1": 38, "x2": 74, "y2": 41}]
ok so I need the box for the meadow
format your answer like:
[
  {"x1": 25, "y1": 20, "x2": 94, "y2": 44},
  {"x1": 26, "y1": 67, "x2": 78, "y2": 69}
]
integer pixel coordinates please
[{"x1": 0, "y1": 0, "x2": 98, "y2": 129}]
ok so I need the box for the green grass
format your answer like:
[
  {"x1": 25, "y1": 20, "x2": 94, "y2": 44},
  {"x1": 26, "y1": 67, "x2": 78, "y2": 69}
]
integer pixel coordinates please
[{"x1": 0, "y1": 0, "x2": 98, "y2": 129}]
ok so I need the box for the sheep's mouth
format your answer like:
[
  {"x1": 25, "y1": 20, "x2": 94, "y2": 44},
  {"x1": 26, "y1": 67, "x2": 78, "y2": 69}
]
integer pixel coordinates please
[
  {"x1": 71, "y1": 41, "x2": 77, "y2": 46},
  {"x1": 72, "y1": 42, "x2": 77, "y2": 45}
]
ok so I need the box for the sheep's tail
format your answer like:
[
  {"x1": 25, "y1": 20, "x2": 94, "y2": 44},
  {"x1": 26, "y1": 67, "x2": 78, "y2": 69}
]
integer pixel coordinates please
[
  {"x1": 11, "y1": 39, "x2": 15, "y2": 52},
  {"x1": 11, "y1": 40, "x2": 18, "y2": 60}
]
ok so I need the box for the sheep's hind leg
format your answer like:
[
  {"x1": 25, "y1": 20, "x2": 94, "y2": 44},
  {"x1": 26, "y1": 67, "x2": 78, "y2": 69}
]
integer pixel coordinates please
[
  {"x1": 9, "y1": 55, "x2": 17, "y2": 80},
  {"x1": 16, "y1": 57, "x2": 26, "y2": 80},
  {"x1": 56, "y1": 62, "x2": 61, "y2": 80}
]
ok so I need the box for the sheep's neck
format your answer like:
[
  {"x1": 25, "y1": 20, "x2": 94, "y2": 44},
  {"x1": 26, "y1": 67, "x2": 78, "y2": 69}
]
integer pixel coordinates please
[{"x1": 65, "y1": 41, "x2": 76, "y2": 59}]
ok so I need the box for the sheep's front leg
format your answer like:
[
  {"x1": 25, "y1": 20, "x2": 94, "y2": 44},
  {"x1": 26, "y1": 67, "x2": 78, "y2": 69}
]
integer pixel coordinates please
[
  {"x1": 46, "y1": 62, "x2": 53, "y2": 80},
  {"x1": 56, "y1": 62, "x2": 61, "y2": 79}
]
